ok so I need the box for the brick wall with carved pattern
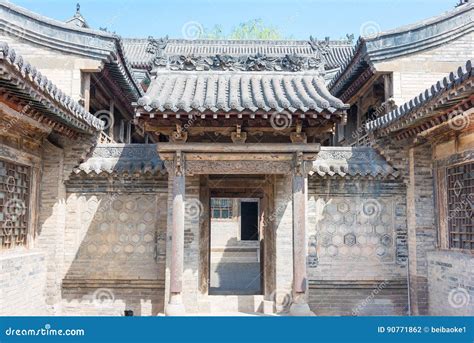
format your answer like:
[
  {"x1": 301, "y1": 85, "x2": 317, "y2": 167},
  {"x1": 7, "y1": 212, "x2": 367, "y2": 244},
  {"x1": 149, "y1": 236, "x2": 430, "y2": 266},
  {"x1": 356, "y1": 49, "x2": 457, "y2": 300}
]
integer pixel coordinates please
[
  {"x1": 61, "y1": 177, "x2": 168, "y2": 316},
  {"x1": 307, "y1": 178, "x2": 409, "y2": 315}
]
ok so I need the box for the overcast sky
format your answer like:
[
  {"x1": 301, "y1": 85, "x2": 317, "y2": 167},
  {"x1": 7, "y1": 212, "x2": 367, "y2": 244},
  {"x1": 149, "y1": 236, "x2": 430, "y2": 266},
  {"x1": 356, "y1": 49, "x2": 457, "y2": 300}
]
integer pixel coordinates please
[{"x1": 11, "y1": 0, "x2": 454, "y2": 40}]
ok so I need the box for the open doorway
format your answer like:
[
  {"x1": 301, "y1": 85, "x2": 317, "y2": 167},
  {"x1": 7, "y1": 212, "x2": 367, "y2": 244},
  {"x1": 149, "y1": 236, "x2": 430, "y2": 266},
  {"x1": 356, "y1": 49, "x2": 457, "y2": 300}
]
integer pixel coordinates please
[{"x1": 209, "y1": 198, "x2": 261, "y2": 295}]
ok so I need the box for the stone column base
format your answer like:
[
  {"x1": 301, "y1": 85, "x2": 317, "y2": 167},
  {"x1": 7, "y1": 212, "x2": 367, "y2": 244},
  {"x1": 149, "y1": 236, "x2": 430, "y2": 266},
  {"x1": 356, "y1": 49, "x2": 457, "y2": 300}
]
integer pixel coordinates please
[
  {"x1": 165, "y1": 293, "x2": 186, "y2": 316},
  {"x1": 289, "y1": 294, "x2": 315, "y2": 316}
]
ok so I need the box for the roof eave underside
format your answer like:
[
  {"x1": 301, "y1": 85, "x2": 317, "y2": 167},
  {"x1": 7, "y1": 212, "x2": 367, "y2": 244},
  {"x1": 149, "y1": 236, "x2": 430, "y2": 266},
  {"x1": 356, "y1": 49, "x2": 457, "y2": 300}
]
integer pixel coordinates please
[{"x1": 0, "y1": 42, "x2": 104, "y2": 133}]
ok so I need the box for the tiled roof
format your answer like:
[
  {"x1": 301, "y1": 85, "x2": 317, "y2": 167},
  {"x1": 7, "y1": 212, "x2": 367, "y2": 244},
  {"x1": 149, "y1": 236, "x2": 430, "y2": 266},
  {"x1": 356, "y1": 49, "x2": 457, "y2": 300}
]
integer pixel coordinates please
[
  {"x1": 366, "y1": 60, "x2": 473, "y2": 132},
  {"x1": 74, "y1": 144, "x2": 165, "y2": 176},
  {"x1": 0, "y1": 1, "x2": 144, "y2": 100},
  {"x1": 122, "y1": 38, "x2": 354, "y2": 71},
  {"x1": 137, "y1": 72, "x2": 348, "y2": 114},
  {"x1": 312, "y1": 147, "x2": 399, "y2": 179},
  {"x1": 330, "y1": 1, "x2": 474, "y2": 97},
  {"x1": 0, "y1": 42, "x2": 104, "y2": 133}
]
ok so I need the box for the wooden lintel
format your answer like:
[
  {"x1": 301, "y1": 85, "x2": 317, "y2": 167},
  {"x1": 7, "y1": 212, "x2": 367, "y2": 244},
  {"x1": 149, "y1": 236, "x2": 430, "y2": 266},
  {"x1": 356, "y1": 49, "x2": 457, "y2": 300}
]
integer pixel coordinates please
[
  {"x1": 157, "y1": 143, "x2": 320, "y2": 154},
  {"x1": 186, "y1": 153, "x2": 294, "y2": 161}
]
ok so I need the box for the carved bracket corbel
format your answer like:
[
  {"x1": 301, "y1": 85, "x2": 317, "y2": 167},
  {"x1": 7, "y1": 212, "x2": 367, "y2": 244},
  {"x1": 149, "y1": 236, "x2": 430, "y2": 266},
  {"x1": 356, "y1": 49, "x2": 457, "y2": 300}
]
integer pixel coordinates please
[
  {"x1": 170, "y1": 124, "x2": 188, "y2": 143},
  {"x1": 231, "y1": 125, "x2": 247, "y2": 143},
  {"x1": 290, "y1": 121, "x2": 307, "y2": 143}
]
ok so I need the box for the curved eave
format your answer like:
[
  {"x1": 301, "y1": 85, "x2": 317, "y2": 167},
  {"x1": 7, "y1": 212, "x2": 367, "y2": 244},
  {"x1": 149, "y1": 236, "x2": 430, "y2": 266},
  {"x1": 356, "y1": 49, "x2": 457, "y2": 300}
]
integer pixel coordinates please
[
  {"x1": 0, "y1": 42, "x2": 104, "y2": 133},
  {"x1": 0, "y1": 1, "x2": 144, "y2": 100}
]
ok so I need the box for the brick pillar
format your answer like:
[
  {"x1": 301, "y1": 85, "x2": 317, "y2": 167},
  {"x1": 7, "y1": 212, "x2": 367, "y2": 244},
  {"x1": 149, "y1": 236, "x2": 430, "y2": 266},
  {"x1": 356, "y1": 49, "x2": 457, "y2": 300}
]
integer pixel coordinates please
[
  {"x1": 406, "y1": 145, "x2": 436, "y2": 315},
  {"x1": 165, "y1": 152, "x2": 186, "y2": 315},
  {"x1": 36, "y1": 140, "x2": 65, "y2": 314}
]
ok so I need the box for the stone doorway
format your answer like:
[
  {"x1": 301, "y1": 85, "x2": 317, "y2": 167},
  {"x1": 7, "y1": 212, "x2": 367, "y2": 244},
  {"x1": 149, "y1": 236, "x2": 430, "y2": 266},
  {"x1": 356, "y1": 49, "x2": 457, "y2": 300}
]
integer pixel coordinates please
[{"x1": 209, "y1": 197, "x2": 262, "y2": 295}]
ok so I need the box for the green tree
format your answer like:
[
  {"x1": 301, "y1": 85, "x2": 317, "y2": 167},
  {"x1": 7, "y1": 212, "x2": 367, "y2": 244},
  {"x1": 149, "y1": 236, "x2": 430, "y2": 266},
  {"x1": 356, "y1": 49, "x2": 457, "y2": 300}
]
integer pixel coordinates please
[{"x1": 202, "y1": 19, "x2": 288, "y2": 40}]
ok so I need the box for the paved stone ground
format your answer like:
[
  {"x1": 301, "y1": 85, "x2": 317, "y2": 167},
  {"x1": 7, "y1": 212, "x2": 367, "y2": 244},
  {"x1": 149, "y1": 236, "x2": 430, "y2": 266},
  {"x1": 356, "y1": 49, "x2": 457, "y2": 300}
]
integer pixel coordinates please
[{"x1": 210, "y1": 262, "x2": 261, "y2": 295}]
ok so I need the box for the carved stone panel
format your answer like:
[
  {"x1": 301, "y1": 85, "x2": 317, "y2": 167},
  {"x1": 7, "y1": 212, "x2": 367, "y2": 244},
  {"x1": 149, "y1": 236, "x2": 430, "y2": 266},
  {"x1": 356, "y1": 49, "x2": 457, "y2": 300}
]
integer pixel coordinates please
[
  {"x1": 185, "y1": 160, "x2": 293, "y2": 175},
  {"x1": 314, "y1": 197, "x2": 396, "y2": 264}
]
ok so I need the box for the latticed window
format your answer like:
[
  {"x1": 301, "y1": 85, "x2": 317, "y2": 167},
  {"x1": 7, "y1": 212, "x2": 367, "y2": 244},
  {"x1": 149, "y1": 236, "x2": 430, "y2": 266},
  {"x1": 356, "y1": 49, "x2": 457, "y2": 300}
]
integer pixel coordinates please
[
  {"x1": 0, "y1": 159, "x2": 30, "y2": 249},
  {"x1": 447, "y1": 162, "x2": 473, "y2": 250},
  {"x1": 211, "y1": 198, "x2": 233, "y2": 219}
]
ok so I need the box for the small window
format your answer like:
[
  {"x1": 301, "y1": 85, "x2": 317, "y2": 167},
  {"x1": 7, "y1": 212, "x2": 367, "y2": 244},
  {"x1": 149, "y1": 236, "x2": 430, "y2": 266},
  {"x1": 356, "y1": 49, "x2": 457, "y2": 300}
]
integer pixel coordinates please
[
  {"x1": 447, "y1": 162, "x2": 473, "y2": 250},
  {"x1": 0, "y1": 159, "x2": 31, "y2": 249},
  {"x1": 211, "y1": 198, "x2": 233, "y2": 219}
]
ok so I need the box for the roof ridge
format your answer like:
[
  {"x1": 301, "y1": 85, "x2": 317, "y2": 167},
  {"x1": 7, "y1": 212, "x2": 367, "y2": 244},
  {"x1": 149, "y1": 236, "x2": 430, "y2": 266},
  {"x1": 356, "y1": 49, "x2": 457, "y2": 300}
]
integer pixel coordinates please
[
  {"x1": 0, "y1": 0, "x2": 114, "y2": 38},
  {"x1": 364, "y1": 1, "x2": 473, "y2": 41},
  {"x1": 123, "y1": 37, "x2": 354, "y2": 46}
]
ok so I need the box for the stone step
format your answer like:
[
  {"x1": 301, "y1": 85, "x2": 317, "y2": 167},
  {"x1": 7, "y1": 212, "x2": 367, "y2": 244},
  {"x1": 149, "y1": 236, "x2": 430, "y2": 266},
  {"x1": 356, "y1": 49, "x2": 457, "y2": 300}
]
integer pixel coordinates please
[{"x1": 204, "y1": 295, "x2": 265, "y2": 313}]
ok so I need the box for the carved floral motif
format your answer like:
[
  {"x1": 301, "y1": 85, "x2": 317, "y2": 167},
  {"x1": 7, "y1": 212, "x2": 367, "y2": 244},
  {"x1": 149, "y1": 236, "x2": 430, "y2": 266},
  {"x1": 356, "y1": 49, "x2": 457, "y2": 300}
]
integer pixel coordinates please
[{"x1": 146, "y1": 36, "x2": 331, "y2": 72}]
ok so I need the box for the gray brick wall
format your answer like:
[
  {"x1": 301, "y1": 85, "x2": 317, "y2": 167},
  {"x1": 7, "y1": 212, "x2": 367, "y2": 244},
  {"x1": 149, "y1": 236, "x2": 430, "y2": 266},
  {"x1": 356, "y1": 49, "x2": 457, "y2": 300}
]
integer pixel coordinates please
[
  {"x1": 0, "y1": 250, "x2": 47, "y2": 315},
  {"x1": 427, "y1": 250, "x2": 474, "y2": 316}
]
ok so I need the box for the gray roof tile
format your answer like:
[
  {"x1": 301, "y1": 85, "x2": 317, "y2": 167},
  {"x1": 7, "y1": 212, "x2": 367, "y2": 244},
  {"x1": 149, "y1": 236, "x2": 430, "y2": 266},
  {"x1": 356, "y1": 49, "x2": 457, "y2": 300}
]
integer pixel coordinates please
[
  {"x1": 74, "y1": 144, "x2": 165, "y2": 176},
  {"x1": 312, "y1": 147, "x2": 399, "y2": 179},
  {"x1": 137, "y1": 72, "x2": 348, "y2": 114}
]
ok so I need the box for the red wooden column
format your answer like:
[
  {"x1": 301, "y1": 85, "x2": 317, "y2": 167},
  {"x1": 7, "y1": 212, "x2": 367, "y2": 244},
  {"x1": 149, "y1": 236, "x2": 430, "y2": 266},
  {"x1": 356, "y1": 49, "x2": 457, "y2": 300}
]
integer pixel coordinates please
[
  {"x1": 166, "y1": 152, "x2": 186, "y2": 316},
  {"x1": 290, "y1": 152, "x2": 314, "y2": 316}
]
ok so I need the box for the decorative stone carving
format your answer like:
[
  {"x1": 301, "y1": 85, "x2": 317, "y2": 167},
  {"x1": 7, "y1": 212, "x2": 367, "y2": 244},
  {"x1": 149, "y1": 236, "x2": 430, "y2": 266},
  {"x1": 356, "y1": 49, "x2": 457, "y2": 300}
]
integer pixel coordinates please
[
  {"x1": 185, "y1": 160, "x2": 292, "y2": 175},
  {"x1": 344, "y1": 233, "x2": 356, "y2": 246},
  {"x1": 146, "y1": 36, "x2": 169, "y2": 67},
  {"x1": 316, "y1": 197, "x2": 396, "y2": 263},
  {"x1": 150, "y1": 52, "x2": 327, "y2": 72},
  {"x1": 309, "y1": 36, "x2": 331, "y2": 71}
]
